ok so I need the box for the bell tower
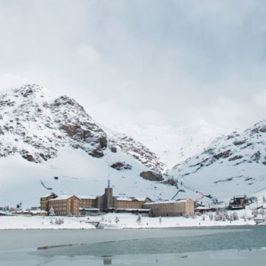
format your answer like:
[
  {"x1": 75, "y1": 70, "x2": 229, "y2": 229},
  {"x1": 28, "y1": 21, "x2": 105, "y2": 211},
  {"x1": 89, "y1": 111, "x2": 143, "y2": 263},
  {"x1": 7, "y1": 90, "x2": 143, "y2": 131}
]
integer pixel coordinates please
[{"x1": 104, "y1": 179, "x2": 113, "y2": 209}]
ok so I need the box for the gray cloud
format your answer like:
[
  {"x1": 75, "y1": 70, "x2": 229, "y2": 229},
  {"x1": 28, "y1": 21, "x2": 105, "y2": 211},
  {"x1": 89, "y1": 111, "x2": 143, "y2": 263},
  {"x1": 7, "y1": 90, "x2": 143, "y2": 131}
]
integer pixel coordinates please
[{"x1": 0, "y1": 0, "x2": 266, "y2": 134}]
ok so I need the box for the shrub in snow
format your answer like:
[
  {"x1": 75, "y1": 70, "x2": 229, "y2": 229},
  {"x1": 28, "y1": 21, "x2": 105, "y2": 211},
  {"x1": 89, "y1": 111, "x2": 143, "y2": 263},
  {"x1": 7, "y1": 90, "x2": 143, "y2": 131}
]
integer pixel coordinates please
[
  {"x1": 55, "y1": 218, "x2": 64, "y2": 225},
  {"x1": 136, "y1": 214, "x2": 142, "y2": 224},
  {"x1": 49, "y1": 207, "x2": 55, "y2": 216},
  {"x1": 232, "y1": 212, "x2": 239, "y2": 221},
  {"x1": 115, "y1": 217, "x2": 119, "y2": 223},
  {"x1": 215, "y1": 214, "x2": 223, "y2": 221},
  {"x1": 209, "y1": 213, "x2": 214, "y2": 221},
  {"x1": 252, "y1": 209, "x2": 258, "y2": 216},
  {"x1": 259, "y1": 209, "x2": 265, "y2": 216}
]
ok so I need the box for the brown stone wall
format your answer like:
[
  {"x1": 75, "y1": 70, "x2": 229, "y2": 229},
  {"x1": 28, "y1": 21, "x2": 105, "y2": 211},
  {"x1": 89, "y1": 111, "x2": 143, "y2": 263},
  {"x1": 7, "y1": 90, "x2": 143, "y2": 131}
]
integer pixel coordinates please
[
  {"x1": 116, "y1": 200, "x2": 145, "y2": 209},
  {"x1": 48, "y1": 196, "x2": 81, "y2": 215},
  {"x1": 40, "y1": 194, "x2": 57, "y2": 211},
  {"x1": 145, "y1": 200, "x2": 195, "y2": 217},
  {"x1": 80, "y1": 198, "x2": 96, "y2": 208}
]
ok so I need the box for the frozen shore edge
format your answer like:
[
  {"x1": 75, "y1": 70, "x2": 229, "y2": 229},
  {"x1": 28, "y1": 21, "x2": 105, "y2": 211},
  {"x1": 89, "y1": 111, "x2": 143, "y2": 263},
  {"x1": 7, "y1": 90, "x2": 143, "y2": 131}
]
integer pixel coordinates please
[{"x1": 0, "y1": 212, "x2": 259, "y2": 230}]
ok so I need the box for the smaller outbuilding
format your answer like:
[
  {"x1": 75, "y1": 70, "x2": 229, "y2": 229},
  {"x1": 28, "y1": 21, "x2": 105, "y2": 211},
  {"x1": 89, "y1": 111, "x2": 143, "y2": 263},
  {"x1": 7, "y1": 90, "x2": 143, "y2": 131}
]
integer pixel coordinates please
[{"x1": 229, "y1": 195, "x2": 247, "y2": 210}]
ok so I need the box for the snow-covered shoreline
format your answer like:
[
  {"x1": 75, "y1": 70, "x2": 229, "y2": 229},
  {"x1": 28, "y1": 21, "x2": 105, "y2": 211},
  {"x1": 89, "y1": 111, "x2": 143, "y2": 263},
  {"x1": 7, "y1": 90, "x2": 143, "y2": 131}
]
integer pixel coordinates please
[{"x1": 0, "y1": 211, "x2": 258, "y2": 230}]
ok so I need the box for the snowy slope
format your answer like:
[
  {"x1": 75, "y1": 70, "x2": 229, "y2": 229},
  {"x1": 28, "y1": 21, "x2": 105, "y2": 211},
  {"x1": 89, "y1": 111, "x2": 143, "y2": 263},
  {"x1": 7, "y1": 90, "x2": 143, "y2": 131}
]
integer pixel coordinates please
[
  {"x1": 109, "y1": 133, "x2": 165, "y2": 172},
  {"x1": 0, "y1": 84, "x2": 175, "y2": 207},
  {"x1": 111, "y1": 122, "x2": 228, "y2": 168},
  {"x1": 168, "y1": 121, "x2": 266, "y2": 204},
  {"x1": 0, "y1": 147, "x2": 177, "y2": 208}
]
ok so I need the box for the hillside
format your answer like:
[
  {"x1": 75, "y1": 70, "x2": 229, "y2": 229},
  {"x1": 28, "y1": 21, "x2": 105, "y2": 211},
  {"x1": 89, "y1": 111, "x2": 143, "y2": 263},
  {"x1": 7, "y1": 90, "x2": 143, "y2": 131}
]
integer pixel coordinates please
[
  {"x1": 0, "y1": 84, "x2": 175, "y2": 207},
  {"x1": 168, "y1": 121, "x2": 266, "y2": 204}
]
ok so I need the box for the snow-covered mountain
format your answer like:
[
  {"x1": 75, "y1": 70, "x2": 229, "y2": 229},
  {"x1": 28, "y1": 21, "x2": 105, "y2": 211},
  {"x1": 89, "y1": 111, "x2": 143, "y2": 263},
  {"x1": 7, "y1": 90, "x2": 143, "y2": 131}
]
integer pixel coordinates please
[
  {"x1": 111, "y1": 123, "x2": 228, "y2": 168},
  {"x1": 1, "y1": 84, "x2": 266, "y2": 208},
  {"x1": 0, "y1": 84, "x2": 175, "y2": 207},
  {"x1": 109, "y1": 133, "x2": 165, "y2": 172},
  {"x1": 168, "y1": 121, "x2": 266, "y2": 204}
]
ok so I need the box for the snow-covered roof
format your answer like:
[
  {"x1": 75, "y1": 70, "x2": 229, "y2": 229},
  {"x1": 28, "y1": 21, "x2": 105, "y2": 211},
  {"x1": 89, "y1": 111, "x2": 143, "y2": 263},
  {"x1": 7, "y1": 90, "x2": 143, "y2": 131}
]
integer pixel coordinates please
[
  {"x1": 80, "y1": 196, "x2": 96, "y2": 200},
  {"x1": 144, "y1": 199, "x2": 190, "y2": 205},
  {"x1": 135, "y1": 197, "x2": 149, "y2": 202},
  {"x1": 41, "y1": 193, "x2": 57, "y2": 198},
  {"x1": 116, "y1": 197, "x2": 148, "y2": 202},
  {"x1": 49, "y1": 195, "x2": 79, "y2": 201},
  {"x1": 116, "y1": 208, "x2": 150, "y2": 211},
  {"x1": 116, "y1": 197, "x2": 135, "y2": 201},
  {"x1": 79, "y1": 207, "x2": 99, "y2": 211},
  {"x1": 233, "y1": 195, "x2": 247, "y2": 198},
  {"x1": 29, "y1": 210, "x2": 48, "y2": 214}
]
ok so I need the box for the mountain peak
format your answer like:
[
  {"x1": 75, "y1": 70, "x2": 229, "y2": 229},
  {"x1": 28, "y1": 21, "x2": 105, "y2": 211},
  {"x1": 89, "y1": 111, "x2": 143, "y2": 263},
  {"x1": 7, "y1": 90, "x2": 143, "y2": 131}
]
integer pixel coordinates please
[{"x1": 14, "y1": 84, "x2": 43, "y2": 97}]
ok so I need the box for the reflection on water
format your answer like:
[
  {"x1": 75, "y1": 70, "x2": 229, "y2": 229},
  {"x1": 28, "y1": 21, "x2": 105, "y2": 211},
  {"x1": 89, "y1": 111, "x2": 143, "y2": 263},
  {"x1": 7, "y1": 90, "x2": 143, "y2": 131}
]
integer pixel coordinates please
[
  {"x1": 0, "y1": 226, "x2": 266, "y2": 266},
  {"x1": 103, "y1": 255, "x2": 112, "y2": 265},
  {"x1": 33, "y1": 227, "x2": 266, "y2": 258}
]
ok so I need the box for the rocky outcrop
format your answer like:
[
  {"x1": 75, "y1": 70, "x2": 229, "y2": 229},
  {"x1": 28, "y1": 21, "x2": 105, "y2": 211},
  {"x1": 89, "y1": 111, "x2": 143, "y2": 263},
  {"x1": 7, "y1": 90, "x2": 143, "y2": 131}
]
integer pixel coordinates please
[
  {"x1": 109, "y1": 134, "x2": 165, "y2": 172},
  {"x1": 0, "y1": 84, "x2": 164, "y2": 175},
  {"x1": 111, "y1": 162, "x2": 132, "y2": 170},
  {"x1": 171, "y1": 120, "x2": 266, "y2": 178},
  {"x1": 140, "y1": 171, "x2": 163, "y2": 181}
]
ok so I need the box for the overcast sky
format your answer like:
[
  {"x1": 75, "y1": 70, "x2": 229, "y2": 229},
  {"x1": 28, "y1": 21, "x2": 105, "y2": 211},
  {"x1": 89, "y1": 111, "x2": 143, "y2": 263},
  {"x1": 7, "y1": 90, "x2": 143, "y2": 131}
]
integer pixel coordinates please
[{"x1": 1, "y1": 0, "x2": 266, "y2": 135}]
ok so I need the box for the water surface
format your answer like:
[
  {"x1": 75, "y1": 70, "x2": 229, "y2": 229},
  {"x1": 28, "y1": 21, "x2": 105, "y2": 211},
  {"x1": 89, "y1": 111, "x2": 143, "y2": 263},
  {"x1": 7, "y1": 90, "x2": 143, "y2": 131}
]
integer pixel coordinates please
[{"x1": 0, "y1": 226, "x2": 265, "y2": 265}]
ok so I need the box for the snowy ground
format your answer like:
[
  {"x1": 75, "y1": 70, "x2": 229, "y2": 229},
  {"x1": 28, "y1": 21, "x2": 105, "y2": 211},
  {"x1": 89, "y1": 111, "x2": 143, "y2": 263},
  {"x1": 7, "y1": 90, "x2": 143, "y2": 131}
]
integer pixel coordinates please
[
  {"x1": 0, "y1": 216, "x2": 95, "y2": 230},
  {"x1": 0, "y1": 209, "x2": 257, "y2": 230},
  {"x1": 88, "y1": 211, "x2": 256, "y2": 229},
  {"x1": 0, "y1": 147, "x2": 177, "y2": 208}
]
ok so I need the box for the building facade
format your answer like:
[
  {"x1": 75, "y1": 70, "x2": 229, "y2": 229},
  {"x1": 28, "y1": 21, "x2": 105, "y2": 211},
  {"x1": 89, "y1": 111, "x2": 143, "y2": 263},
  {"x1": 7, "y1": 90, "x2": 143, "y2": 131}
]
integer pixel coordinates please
[
  {"x1": 144, "y1": 199, "x2": 195, "y2": 217},
  {"x1": 47, "y1": 195, "x2": 81, "y2": 215},
  {"x1": 40, "y1": 185, "x2": 195, "y2": 216},
  {"x1": 40, "y1": 185, "x2": 151, "y2": 215},
  {"x1": 40, "y1": 193, "x2": 58, "y2": 211}
]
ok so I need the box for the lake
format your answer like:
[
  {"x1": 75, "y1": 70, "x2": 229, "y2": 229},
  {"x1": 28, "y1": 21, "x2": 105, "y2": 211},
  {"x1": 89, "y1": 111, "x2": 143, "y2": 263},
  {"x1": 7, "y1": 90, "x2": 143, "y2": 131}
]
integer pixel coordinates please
[{"x1": 0, "y1": 226, "x2": 265, "y2": 265}]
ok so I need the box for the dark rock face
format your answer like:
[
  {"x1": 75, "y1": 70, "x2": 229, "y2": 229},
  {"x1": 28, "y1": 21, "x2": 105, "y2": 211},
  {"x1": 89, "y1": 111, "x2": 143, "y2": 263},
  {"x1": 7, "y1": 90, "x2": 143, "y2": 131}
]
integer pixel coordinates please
[
  {"x1": 259, "y1": 126, "x2": 266, "y2": 133},
  {"x1": 233, "y1": 140, "x2": 246, "y2": 146},
  {"x1": 229, "y1": 155, "x2": 243, "y2": 161},
  {"x1": 89, "y1": 149, "x2": 104, "y2": 158},
  {"x1": 50, "y1": 95, "x2": 108, "y2": 158},
  {"x1": 109, "y1": 134, "x2": 165, "y2": 172},
  {"x1": 162, "y1": 178, "x2": 177, "y2": 186},
  {"x1": 213, "y1": 150, "x2": 232, "y2": 160},
  {"x1": 110, "y1": 146, "x2": 117, "y2": 153},
  {"x1": 21, "y1": 150, "x2": 35, "y2": 162},
  {"x1": 111, "y1": 162, "x2": 132, "y2": 170},
  {"x1": 140, "y1": 171, "x2": 163, "y2": 181},
  {"x1": 251, "y1": 151, "x2": 261, "y2": 162}
]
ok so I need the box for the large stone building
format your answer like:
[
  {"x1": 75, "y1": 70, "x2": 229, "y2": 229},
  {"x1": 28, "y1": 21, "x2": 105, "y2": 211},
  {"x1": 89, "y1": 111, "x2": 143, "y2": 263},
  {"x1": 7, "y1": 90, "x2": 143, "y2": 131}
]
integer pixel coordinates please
[
  {"x1": 144, "y1": 199, "x2": 195, "y2": 217},
  {"x1": 40, "y1": 183, "x2": 195, "y2": 216},
  {"x1": 40, "y1": 183, "x2": 151, "y2": 215},
  {"x1": 48, "y1": 195, "x2": 80, "y2": 215}
]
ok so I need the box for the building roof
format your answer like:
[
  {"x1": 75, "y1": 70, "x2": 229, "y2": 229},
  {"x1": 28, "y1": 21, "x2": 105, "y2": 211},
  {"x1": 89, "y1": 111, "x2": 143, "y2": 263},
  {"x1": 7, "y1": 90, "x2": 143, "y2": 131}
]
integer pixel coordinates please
[
  {"x1": 233, "y1": 195, "x2": 247, "y2": 198},
  {"x1": 144, "y1": 199, "x2": 191, "y2": 205},
  {"x1": 116, "y1": 196, "x2": 148, "y2": 202},
  {"x1": 49, "y1": 195, "x2": 80, "y2": 201},
  {"x1": 79, "y1": 196, "x2": 97, "y2": 200}
]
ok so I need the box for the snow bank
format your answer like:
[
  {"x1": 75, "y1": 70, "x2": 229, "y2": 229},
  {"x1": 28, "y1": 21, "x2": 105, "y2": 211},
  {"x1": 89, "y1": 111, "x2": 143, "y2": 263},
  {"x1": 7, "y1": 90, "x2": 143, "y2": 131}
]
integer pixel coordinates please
[
  {"x1": 88, "y1": 211, "x2": 256, "y2": 229},
  {"x1": 0, "y1": 216, "x2": 95, "y2": 230}
]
